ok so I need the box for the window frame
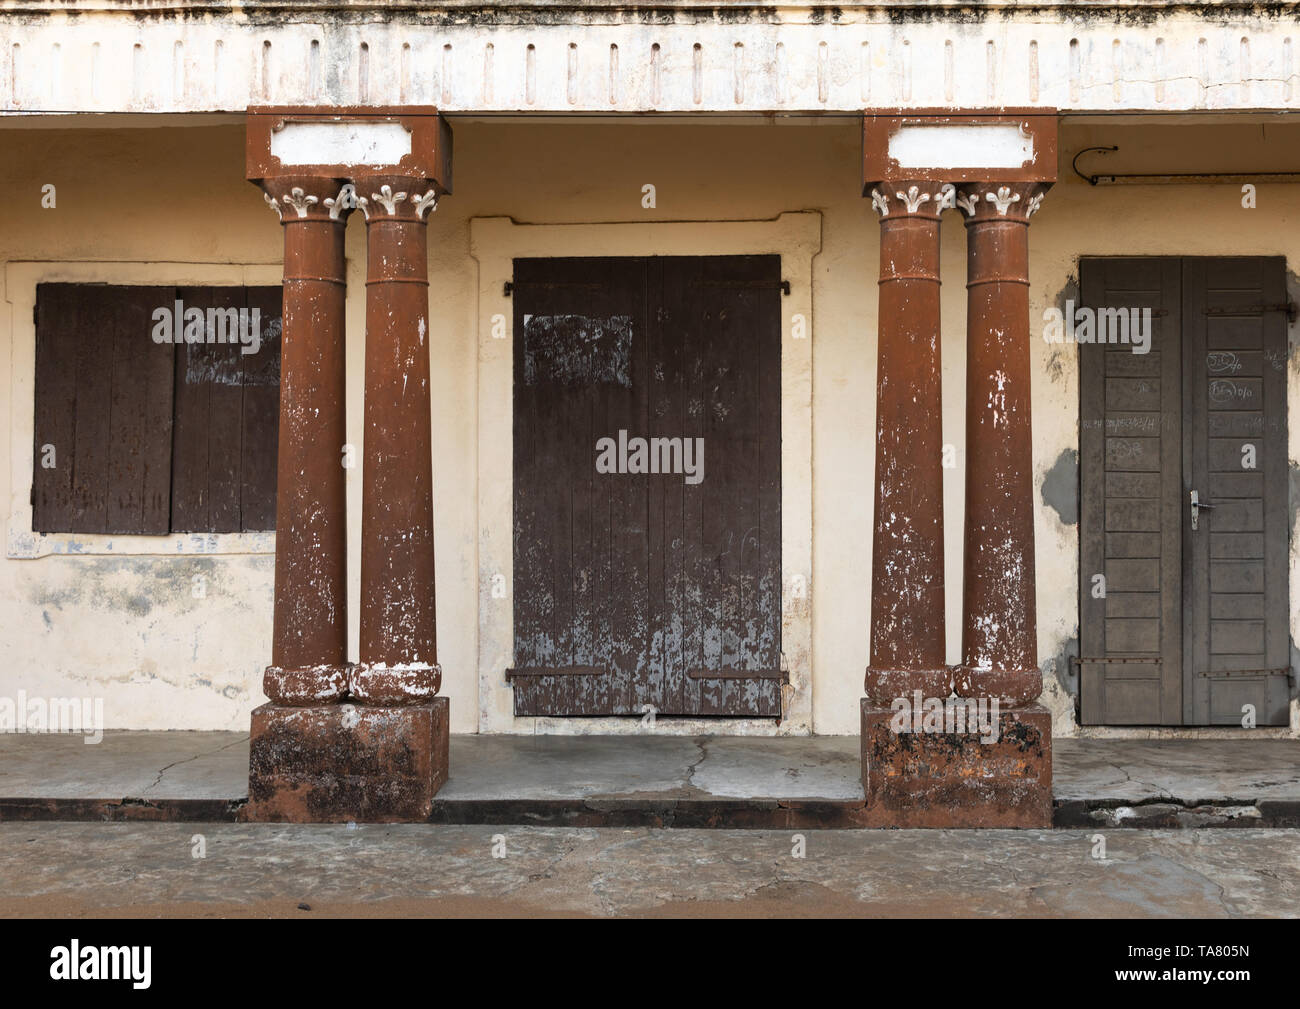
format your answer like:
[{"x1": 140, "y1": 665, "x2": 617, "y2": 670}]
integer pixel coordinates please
[{"x1": 7, "y1": 261, "x2": 283, "y2": 559}]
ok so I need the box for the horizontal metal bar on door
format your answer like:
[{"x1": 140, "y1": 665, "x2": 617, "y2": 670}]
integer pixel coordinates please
[
  {"x1": 1195, "y1": 668, "x2": 1290, "y2": 678},
  {"x1": 1071, "y1": 657, "x2": 1162, "y2": 664},
  {"x1": 505, "y1": 666, "x2": 608, "y2": 680},
  {"x1": 1140, "y1": 305, "x2": 1296, "y2": 322},
  {"x1": 1204, "y1": 303, "x2": 1298, "y2": 322},
  {"x1": 690, "y1": 279, "x2": 791, "y2": 296},
  {"x1": 686, "y1": 668, "x2": 786, "y2": 681},
  {"x1": 502, "y1": 281, "x2": 608, "y2": 296}
]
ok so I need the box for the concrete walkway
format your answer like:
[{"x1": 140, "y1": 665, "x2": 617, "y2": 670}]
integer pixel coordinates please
[
  {"x1": 1, "y1": 732, "x2": 1298, "y2": 826},
  {"x1": 0, "y1": 822, "x2": 1296, "y2": 917}
]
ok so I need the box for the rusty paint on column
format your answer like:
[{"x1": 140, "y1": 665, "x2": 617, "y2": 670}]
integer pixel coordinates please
[
  {"x1": 954, "y1": 181, "x2": 1051, "y2": 707},
  {"x1": 258, "y1": 176, "x2": 353, "y2": 705},
  {"x1": 863, "y1": 180, "x2": 951, "y2": 704},
  {"x1": 353, "y1": 175, "x2": 442, "y2": 706}
]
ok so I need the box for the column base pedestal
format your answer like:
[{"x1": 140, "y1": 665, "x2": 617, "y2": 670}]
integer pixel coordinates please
[
  {"x1": 860, "y1": 699, "x2": 1052, "y2": 828},
  {"x1": 863, "y1": 666, "x2": 953, "y2": 705},
  {"x1": 952, "y1": 664, "x2": 1043, "y2": 707},
  {"x1": 246, "y1": 697, "x2": 448, "y2": 823}
]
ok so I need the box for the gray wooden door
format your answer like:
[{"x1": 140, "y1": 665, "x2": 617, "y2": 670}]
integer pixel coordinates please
[
  {"x1": 1182, "y1": 258, "x2": 1290, "y2": 725},
  {"x1": 509, "y1": 255, "x2": 783, "y2": 717},
  {"x1": 1079, "y1": 256, "x2": 1289, "y2": 726},
  {"x1": 1079, "y1": 259, "x2": 1184, "y2": 724}
]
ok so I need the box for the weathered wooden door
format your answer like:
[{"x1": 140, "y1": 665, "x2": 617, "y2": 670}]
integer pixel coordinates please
[
  {"x1": 1079, "y1": 257, "x2": 1290, "y2": 725},
  {"x1": 510, "y1": 255, "x2": 783, "y2": 717}
]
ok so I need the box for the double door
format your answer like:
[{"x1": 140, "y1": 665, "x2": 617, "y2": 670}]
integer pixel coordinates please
[
  {"x1": 1080, "y1": 257, "x2": 1290, "y2": 725},
  {"x1": 510, "y1": 255, "x2": 784, "y2": 717}
]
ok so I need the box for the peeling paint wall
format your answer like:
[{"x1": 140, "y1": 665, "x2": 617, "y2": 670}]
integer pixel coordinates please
[{"x1": 1, "y1": 116, "x2": 1298, "y2": 735}]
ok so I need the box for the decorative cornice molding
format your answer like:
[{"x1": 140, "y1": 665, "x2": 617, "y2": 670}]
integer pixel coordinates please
[
  {"x1": 2, "y1": 1, "x2": 1270, "y2": 12},
  {"x1": 2, "y1": 15, "x2": 1296, "y2": 113}
]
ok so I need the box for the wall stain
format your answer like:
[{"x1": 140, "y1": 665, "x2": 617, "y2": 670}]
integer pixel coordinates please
[
  {"x1": 1045, "y1": 634, "x2": 1080, "y2": 706},
  {"x1": 1290, "y1": 460, "x2": 1300, "y2": 538},
  {"x1": 1042, "y1": 448, "x2": 1079, "y2": 526},
  {"x1": 1044, "y1": 272, "x2": 1080, "y2": 385},
  {"x1": 23, "y1": 555, "x2": 270, "y2": 618}
]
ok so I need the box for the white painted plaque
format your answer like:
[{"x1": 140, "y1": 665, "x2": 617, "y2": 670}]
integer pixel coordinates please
[
  {"x1": 271, "y1": 120, "x2": 412, "y2": 167},
  {"x1": 887, "y1": 124, "x2": 1033, "y2": 171}
]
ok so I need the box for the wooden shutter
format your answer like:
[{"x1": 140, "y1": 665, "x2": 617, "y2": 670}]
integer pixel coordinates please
[
  {"x1": 1079, "y1": 259, "x2": 1184, "y2": 724},
  {"x1": 34, "y1": 283, "x2": 280, "y2": 536},
  {"x1": 33, "y1": 284, "x2": 175, "y2": 534},
  {"x1": 171, "y1": 286, "x2": 281, "y2": 533},
  {"x1": 1183, "y1": 257, "x2": 1290, "y2": 725},
  {"x1": 239, "y1": 286, "x2": 282, "y2": 531}
]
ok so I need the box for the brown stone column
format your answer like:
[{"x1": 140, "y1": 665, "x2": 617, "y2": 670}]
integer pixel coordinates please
[
  {"x1": 952, "y1": 182, "x2": 1051, "y2": 707},
  {"x1": 351, "y1": 177, "x2": 442, "y2": 705},
  {"x1": 258, "y1": 177, "x2": 355, "y2": 705},
  {"x1": 863, "y1": 181, "x2": 951, "y2": 704}
]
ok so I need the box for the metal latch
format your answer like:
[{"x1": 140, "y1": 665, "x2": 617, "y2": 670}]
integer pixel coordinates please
[{"x1": 1190, "y1": 489, "x2": 1215, "y2": 531}]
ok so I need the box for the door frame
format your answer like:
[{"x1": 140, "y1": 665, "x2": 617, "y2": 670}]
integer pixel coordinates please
[{"x1": 469, "y1": 213, "x2": 819, "y2": 734}]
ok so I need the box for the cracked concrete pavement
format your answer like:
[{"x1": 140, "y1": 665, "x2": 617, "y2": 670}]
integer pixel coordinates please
[
  {"x1": 3, "y1": 732, "x2": 1298, "y2": 807},
  {"x1": 0, "y1": 823, "x2": 1296, "y2": 917}
]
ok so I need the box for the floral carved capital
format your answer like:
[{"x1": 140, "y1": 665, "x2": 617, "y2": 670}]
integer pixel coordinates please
[
  {"x1": 953, "y1": 182, "x2": 1052, "y2": 224},
  {"x1": 353, "y1": 176, "x2": 443, "y2": 223},
  {"x1": 866, "y1": 180, "x2": 947, "y2": 220},
  {"x1": 258, "y1": 178, "x2": 353, "y2": 224}
]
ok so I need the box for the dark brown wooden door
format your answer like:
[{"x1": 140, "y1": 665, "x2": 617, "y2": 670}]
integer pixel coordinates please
[
  {"x1": 510, "y1": 256, "x2": 783, "y2": 717},
  {"x1": 1079, "y1": 257, "x2": 1289, "y2": 726}
]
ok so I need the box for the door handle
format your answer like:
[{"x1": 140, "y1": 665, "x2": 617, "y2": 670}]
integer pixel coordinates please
[{"x1": 1190, "y1": 489, "x2": 1215, "y2": 531}]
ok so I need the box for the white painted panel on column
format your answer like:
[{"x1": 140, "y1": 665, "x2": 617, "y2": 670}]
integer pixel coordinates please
[
  {"x1": 887, "y1": 124, "x2": 1034, "y2": 171},
  {"x1": 271, "y1": 121, "x2": 412, "y2": 166}
]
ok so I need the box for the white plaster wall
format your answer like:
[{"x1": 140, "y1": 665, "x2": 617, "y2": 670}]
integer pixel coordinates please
[{"x1": 0, "y1": 115, "x2": 1297, "y2": 735}]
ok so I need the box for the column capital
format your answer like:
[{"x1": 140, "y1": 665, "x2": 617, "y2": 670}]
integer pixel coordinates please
[
  {"x1": 864, "y1": 179, "x2": 951, "y2": 221},
  {"x1": 258, "y1": 176, "x2": 358, "y2": 224},
  {"x1": 952, "y1": 181, "x2": 1052, "y2": 224},
  {"x1": 353, "y1": 173, "x2": 441, "y2": 223}
]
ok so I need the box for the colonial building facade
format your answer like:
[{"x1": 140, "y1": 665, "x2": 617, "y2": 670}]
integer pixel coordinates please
[{"x1": 1, "y1": 1, "x2": 1297, "y2": 822}]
